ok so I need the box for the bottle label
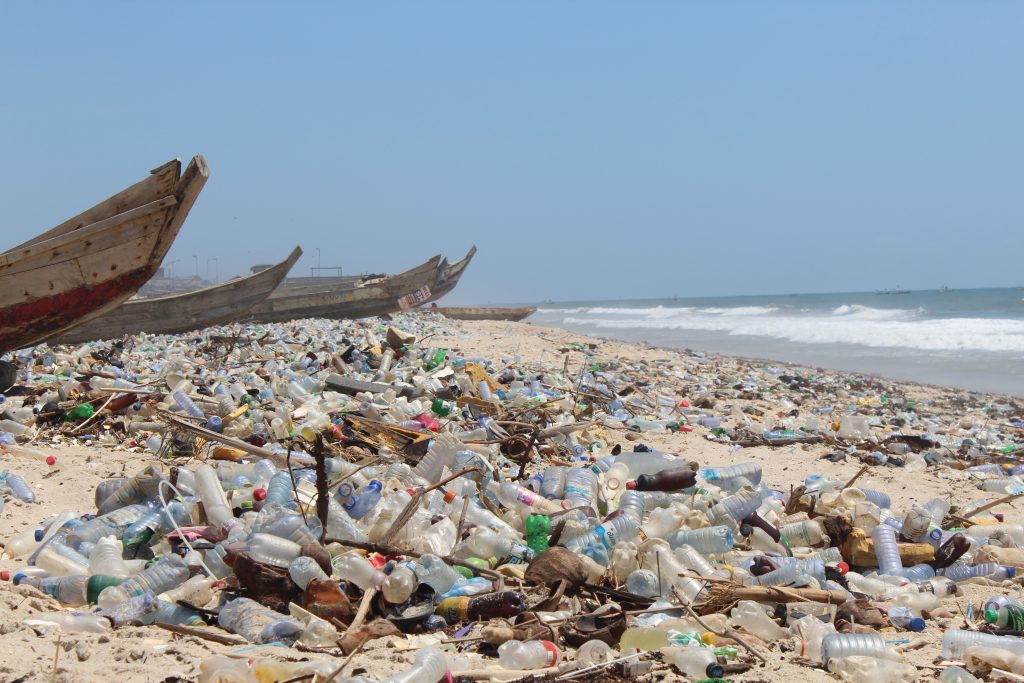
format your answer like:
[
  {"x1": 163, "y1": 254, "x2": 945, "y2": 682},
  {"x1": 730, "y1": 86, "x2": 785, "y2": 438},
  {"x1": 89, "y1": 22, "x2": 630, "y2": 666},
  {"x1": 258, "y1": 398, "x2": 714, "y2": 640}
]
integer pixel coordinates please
[{"x1": 515, "y1": 490, "x2": 536, "y2": 506}]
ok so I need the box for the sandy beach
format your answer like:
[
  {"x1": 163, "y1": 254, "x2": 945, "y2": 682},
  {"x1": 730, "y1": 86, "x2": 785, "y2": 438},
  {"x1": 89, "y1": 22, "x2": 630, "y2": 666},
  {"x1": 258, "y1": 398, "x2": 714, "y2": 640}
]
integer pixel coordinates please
[{"x1": 1, "y1": 315, "x2": 1022, "y2": 682}]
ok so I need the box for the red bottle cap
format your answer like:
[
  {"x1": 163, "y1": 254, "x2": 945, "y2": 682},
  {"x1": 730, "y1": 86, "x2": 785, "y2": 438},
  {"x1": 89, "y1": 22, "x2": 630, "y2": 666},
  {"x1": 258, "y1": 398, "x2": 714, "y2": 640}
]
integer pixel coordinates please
[
  {"x1": 835, "y1": 562, "x2": 850, "y2": 575},
  {"x1": 0, "y1": 571, "x2": 9, "y2": 581},
  {"x1": 994, "y1": 513, "x2": 1005, "y2": 522},
  {"x1": 252, "y1": 488, "x2": 266, "y2": 502},
  {"x1": 45, "y1": 456, "x2": 56, "y2": 466},
  {"x1": 680, "y1": 400, "x2": 690, "y2": 407},
  {"x1": 443, "y1": 490, "x2": 457, "y2": 504},
  {"x1": 625, "y1": 481, "x2": 638, "y2": 490}
]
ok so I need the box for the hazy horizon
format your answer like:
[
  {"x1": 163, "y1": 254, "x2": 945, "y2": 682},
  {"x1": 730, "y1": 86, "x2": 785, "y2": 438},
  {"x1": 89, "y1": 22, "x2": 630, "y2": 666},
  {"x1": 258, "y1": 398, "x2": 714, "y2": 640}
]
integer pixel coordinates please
[{"x1": 3, "y1": 4, "x2": 1022, "y2": 306}]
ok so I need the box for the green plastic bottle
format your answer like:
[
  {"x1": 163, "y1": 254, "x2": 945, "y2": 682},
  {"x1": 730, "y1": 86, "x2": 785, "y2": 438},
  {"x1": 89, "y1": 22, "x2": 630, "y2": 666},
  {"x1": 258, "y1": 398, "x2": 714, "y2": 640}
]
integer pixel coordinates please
[
  {"x1": 525, "y1": 514, "x2": 550, "y2": 555},
  {"x1": 64, "y1": 404, "x2": 95, "y2": 422}
]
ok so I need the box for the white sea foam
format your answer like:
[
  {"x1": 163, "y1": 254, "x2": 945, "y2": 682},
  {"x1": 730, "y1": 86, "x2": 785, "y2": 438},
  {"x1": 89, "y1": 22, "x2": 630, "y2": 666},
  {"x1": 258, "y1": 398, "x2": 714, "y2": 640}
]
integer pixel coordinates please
[{"x1": 554, "y1": 304, "x2": 1024, "y2": 353}]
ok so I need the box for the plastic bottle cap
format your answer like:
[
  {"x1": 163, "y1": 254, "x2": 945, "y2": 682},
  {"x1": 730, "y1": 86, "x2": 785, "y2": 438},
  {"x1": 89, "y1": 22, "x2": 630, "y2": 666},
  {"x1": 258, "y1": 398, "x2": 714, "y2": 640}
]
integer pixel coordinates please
[
  {"x1": 1008, "y1": 566, "x2": 1017, "y2": 579},
  {"x1": 706, "y1": 663, "x2": 725, "y2": 678},
  {"x1": 443, "y1": 490, "x2": 457, "y2": 504},
  {"x1": 625, "y1": 481, "x2": 637, "y2": 490},
  {"x1": 984, "y1": 609, "x2": 998, "y2": 624},
  {"x1": 253, "y1": 488, "x2": 266, "y2": 502},
  {"x1": 11, "y1": 573, "x2": 25, "y2": 585},
  {"x1": 0, "y1": 571, "x2": 8, "y2": 581},
  {"x1": 45, "y1": 456, "x2": 56, "y2": 466},
  {"x1": 835, "y1": 561, "x2": 849, "y2": 575},
  {"x1": 909, "y1": 617, "x2": 926, "y2": 632},
  {"x1": 34, "y1": 529, "x2": 44, "y2": 542}
]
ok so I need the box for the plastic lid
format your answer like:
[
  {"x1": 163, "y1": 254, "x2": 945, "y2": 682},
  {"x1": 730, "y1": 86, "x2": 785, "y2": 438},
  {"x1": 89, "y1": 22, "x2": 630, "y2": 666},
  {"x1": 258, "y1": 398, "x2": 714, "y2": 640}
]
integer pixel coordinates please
[
  {"x1": 625, "y1": 481, "x2": 637, "y2": 490},
  {"x1": 984, "y1": 609, "x2": 998, "y2": 624},
  {"x1": 909, "y1": 617, "x2": 926, "y2": 632},
  {"x1": 1007, "y1": 566, "x2": 1017, "y2": 579},
  {"x1": 706, "y1": 663, "x2": 725, "y2": 678},
  {"x1": 252, "y1": 488, "x2": 266, "y2": 501},
  {"x1": 0, "y1": 570, "x2": 9, "y2": 581},
  {"x1": 835, "y1": 561, "x2": 850, "y2": 575},
  {"x1": 45, "y1": 456, "x2": 56, "y2": 466},
  {"x1": 34, "y1": 529, "x2": 44, "y2": 542},
  {"x1": 11, "y1": 573, "x2": 25, "y2": 585},
  {"x1": 443, "y1": 490, "x2": 457, "y2": 504}
]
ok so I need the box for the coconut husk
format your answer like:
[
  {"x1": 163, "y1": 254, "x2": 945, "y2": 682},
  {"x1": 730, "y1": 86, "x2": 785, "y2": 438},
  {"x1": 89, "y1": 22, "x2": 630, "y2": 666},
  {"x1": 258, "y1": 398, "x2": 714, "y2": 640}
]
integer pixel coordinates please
[
  {"x1": 524, "y1": 547, "x2": 588, "y2": 588},
  {"x1": 232, "y1": 552, "x2": 300, "y2": 612}
]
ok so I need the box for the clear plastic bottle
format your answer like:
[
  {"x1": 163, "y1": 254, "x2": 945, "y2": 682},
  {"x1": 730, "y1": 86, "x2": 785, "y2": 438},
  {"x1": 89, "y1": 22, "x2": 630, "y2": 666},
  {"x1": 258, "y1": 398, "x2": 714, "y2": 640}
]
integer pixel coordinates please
[
  {"x1": 616, "y1": 490, "x2": 647, "y2": 522},
  {"x1": 381, "y1": 648, "x2": 449, "y2": 683},
  {"x1": 942, "y1": 629, "x2": 1024, "y2": 659},
  {"x1": 160, "y1": 574, "x2": 216, "y2": 606},
  {"x1": 16, "y1": 574, "x2": 124, "y2": 606},
  {"x1": 540, "y1": 466, "x2": 567, "y2": 499},
  {"x1": 122, "y1": 501, "x2": 192, "y2": 547},
  {"x1": 172, "y1": 388, "x2": 205, "y2": 419},
  {"x1": 35, "y1": 544, "x2": 90, "y2": 576},
  {"x1": 700, "y1": 462, "x2": 762, "y2": 490},
  {"x1": 871, "y1": 524, "x2": 903, "y2": 576},
  {"x1": 383, "y1": 561, "x2": 419, "y2": 603},
  {"x1": 674, "y1": 544, "x2": 717, "y2": 576},
  {"x1": 97, "y1": 466, "x2": 167, "y2": 515},
  {"x1": 497, "y1": 640, "x2": 560, "y2": 669},
  {"x1": 30, "y1": 611, "x2": 111, "y2": 634},
  {"x1": 344, "y1": 480, "x2": 383, "y2": 519},
  {"x1": 625, "y1": 569, "x2": 662, "y2": 597},
  {"x1": 462, "y1": 527, "x2": 534, "y2": 565},
  {"x1": 666, "y1": 526, "x2": 734, "y2": 554},
  {"x1": 888, "y1": 605, "x2": 925, "y2": 631},
  {"x1": 730, "y1": 600, "x2": 790, "y2": 640},
  {"x1": 332, "y1": 552, "x2": 386, "y2": 590},
  {"x1": 217, "y1": 597, "x2": 303, "y2": 644},
  {"x1": 780, "y1": 519, "x2": 826, "y2": 547},
  {"x1": 414, "y1": 553, "x2": 461, "y2": 594},
  {"x1": 943, "y1": 563, "x2": 1016, "y2": 582},
  {"x1": 563, "y1": 514, "x2": 638, "y2": 552},
  {"x1": 88, "y1": 536, "x2": 139, "y2": 578},
  {"x1": 246, "y1": 533, "x2": 301, "y2": 568},
  {"x1": 665, "y1": 646, "x2": 724, "y2": 680},
  {"x1": 4, "y1": 472, "x2": 35, "y2": 503},
  {"x1": 820, "y1": 633, "x2": 896, "y2": 665},
  {"x1": 96, "y1": 555, "x2": 189, "y2": 608},
  {"x1": 563, "y1": 468, "x2": 598, "y2": 510},
  {"x1": 264, "y1": 470, "x2": 294, "y2": 507},
  {"x1": 4, "y1": 528, "x2": 40, "y2": 559},
  {"x1": 492, "y1": 481, "x2": 562, "y2": 514},
  {"x1": 194, "y1": 464, "x2": 233, "y2": 531},
  {"x1": 289, "y1": 556, "x2": 328, "y2": 589}
]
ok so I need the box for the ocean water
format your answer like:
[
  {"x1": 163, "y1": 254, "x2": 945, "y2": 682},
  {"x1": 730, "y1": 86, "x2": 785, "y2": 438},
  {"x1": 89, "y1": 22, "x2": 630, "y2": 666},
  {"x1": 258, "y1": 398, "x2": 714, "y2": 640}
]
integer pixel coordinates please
[{"x1": 527, "y1": 288, "x2": 1024, "y2": 397}]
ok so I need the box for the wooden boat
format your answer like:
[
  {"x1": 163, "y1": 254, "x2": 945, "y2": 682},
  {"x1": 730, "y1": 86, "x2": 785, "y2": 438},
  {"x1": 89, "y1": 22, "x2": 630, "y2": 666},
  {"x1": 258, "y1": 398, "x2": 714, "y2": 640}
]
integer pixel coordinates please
[
  {"x1": 423, "y1": 245, "x2": 476, "y2": 303},
  {"x1": 0, "y1": 156, "x2": 208, "y2": 352},
  {"x1": 249, "y1": 255, "x2": 442, "y2": 323},
  {"x1": 277, "y1": 252, "x2": 443, "y2": 292},
  {"x1": 430, "y1": 306, "x2": 536, "y2": 322},
  {"x1": 50, "y1": 246, "x2": 302, "y2": 344}
]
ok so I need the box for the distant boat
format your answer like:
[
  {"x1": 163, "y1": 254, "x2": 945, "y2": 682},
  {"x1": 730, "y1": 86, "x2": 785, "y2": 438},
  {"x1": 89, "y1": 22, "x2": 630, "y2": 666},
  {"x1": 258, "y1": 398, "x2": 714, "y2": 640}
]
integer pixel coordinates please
[
  {"x1": 875, "y1": 286, "x2": 911, "y2": 295},
  {"x1": 49, "y1": 246, "x2": 302, "y2": 344},
  {"x1": 430, "y1": 306, "x2": 537, "y2": 322}
]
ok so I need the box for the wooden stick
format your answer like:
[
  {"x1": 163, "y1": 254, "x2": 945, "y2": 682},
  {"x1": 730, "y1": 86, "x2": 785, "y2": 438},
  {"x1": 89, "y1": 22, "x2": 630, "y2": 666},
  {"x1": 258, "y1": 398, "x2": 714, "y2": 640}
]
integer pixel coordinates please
[
  {"x1": 319, "y1": 635, "x2": 369, "y2": 683},
  {"x1": 961, "y1": 492, "x2": 1024, "y2": 520},
  {"x1": 842, "y1": 464, "x2": 871, "y2": 490},
  {"x1": 672, "y1": 587, "x2": 768, "y2": 664},
  {"x1": 340, "y1": 587, "x2": 377, "y2": 641},
  {"x1": 154, "y1": 622, "x2": 248, "y2": 645}
]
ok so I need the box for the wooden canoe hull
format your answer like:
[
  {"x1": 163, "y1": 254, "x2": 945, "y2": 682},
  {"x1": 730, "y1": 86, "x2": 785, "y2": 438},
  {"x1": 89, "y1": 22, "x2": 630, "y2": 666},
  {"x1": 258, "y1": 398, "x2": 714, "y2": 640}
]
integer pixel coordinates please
[
  {"x1": 250, "y1": 255, "x2": 442, "y2": 323},
  {"x1": 431, "y1": 306, "x2": 536, "y2": 322},
  {"x1": 0, "y1": 156, "x2": 208, "y2": 351},
  {"x1": 51, "y1": 245, "x2": 302, "y2": 344},
  {"x1": 421, "y1": 245, "x2": 476, "y2": 303}
]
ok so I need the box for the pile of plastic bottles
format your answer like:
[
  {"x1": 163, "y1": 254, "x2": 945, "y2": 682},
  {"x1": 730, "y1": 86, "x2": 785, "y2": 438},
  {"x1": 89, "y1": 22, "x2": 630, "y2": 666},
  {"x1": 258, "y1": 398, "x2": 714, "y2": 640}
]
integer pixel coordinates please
[{"x1": 1, "y1": 313, "x2": 1023, "y2": 682}]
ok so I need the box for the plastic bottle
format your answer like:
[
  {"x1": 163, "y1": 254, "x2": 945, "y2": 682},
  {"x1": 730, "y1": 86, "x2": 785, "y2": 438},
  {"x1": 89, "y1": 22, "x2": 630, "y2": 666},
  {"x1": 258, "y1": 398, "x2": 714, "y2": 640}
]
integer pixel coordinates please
[
  {"x1": 871, "y1": 524, "x2": 903, "y2": 576},
  {"x1": 827, "y1": 656, "x2": 917, "y2": 682},
  {"x1": 34, "y1": 544, "x2": 90, "y2": 576},
  {"x1": 435, "y1": 590, "x2": 526, "y2": 622},
  {"x1": 674, "y1": 544, "x2": 717, "y2": 577},
  {"x1": 96, "y1": 555, "x2": 189, "y2": 608},
  {"x1": 498, "y1": 640, "x2": 560, "y2": 669},
  {"x1": 264, "y1": 470, "x2": 294, "y2": 507},
  {"x1": 284, "y1": 556, "x2": 327, "y2": 590},
  {"x1": 700, "y1": 462, "x2": 762, "y2": 490},
  {"x1": 383, "y1": 561, "x2": 419, "y2": 604},
  {"x1": 343, "y1": 480, "x2": 383, "y2": 519},
  {"x1": 820, "y1": 633, "x2": 900, "y2": 666},
  {"x1": 217, "y1": 597, "x2": 304, "y2": 644},
  {"x1": 942, "y1": 629, "x2": 1024, "y2": 659},
  {"x1": 333, "y1": 552, "x2": 386, "y2": 590},
  {"x1": 563, "y1": 468, "x2": 598, "y2": 510},
  {"x1": 246, "y1": 533, "x2": 301, "y2": 568},
  {"x1": 666, "y1": 526, "x2": 734, "y2": 554},
  {"x1": 194, "y1": 464, "x2": 233, "y2": 531},
  {"x1": 88, "y1": 536, "x2": 139, "y2": 578},
  {"x1": 30, "y1": 611, "x2": 111, "y2": 634},
  {"x1": 985, "y1": 604, "x2": 1024, "y2": 629},
  {"x1": 627, "y1": 467, "x2": 696, "y2": 492},
  {"x1": 730, "y1": 600, "x2": 789, "y2": 640},
  {"x1": 665, "y1": 646, "x2": 724, "y2": 680},
  {"x1": 463, "y1": 527, "x2": 534, "y2": 565},
  {"x1": 172, "y1": 389, "x2": 205, "y2": 419},
  {"x1": 16, "y1": 573, "x2": 124, "y2": 606},
  {"x1": 122, "y1": 501, "x2": 192, "y2": 547},
  {"x1": 625, "y1": 569, "x2": 663, "y2": 597},
  {"x1": 97, "y1": 465, "x2": 167, "y2": 515},
  {"x1": 780, "y1": 519, "x2": 826, "y2": 547},
  {"x1": 563, "y1": 514, "x2": 638, "y2": 552},
  {"x1": 415, "y1": 553, "x2": 461, "y2": 593},
  {"x1": 3, "y1": 472, "x2": 35, "y2": 503},
  {"x1": 576, "y1": 639, "x2": 616, "y2": 667},
  {"x1": 888, "y1": 605, "x2": 925, "y2": 631},
  {"x1": 915, "y1": 577, "x2": 958, "y2": 598},
  {"x1": 3, "y1": 445, "x2": 57, "y2": 466},
  {"x1": 381, "y1": 648, "x2": 449, "y2": 683},
  {"x1": 4, "y1": 529, "x2": 40, "y2": 559},
  {"x1": 160, "y1": 574, "x2": 216, "y2": 606},
  {"x1": 540, "y1": 466, "x2": 567, "y2": 499},
  {"x1": 492, "y1": 481, "x2": 562, "y2": 514}
]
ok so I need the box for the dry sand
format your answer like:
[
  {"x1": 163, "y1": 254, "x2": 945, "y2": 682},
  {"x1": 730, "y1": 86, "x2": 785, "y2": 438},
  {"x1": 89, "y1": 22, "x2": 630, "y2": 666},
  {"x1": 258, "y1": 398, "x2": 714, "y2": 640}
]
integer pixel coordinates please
[{"x1": 0, "y1": 317, "x2": 1020, "y2": 682}]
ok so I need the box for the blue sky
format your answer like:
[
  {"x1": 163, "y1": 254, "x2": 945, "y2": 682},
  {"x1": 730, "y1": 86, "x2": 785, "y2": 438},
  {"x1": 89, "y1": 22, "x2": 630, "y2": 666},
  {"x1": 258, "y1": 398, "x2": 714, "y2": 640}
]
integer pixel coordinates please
[{"x1": 2, "y1": 3, "x2": 1021, "y2": 304}]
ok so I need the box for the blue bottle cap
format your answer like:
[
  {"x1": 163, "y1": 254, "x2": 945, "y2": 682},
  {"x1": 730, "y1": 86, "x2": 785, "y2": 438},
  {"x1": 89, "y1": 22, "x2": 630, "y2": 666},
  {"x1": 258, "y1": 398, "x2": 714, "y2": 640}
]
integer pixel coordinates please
[
  {"x1": 1007, "y1": 566, "x2": 1017, "y2": 580},
  {"x1": 909, "y1": 617, "x2": 926, "y2": 632},
  {"x1": 34, "y1": 529, "x2": 45, "y2": 542},
  {"x1": 12, "y1": 573, "x2": 26, "y2": 585}
]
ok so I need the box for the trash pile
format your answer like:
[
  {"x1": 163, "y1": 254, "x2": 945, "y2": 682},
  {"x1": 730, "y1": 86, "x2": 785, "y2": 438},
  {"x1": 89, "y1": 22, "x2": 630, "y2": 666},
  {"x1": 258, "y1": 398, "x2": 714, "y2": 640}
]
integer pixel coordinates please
[{"x1": 1, "y1": 313, "x2": 1024, "y2": 682}]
